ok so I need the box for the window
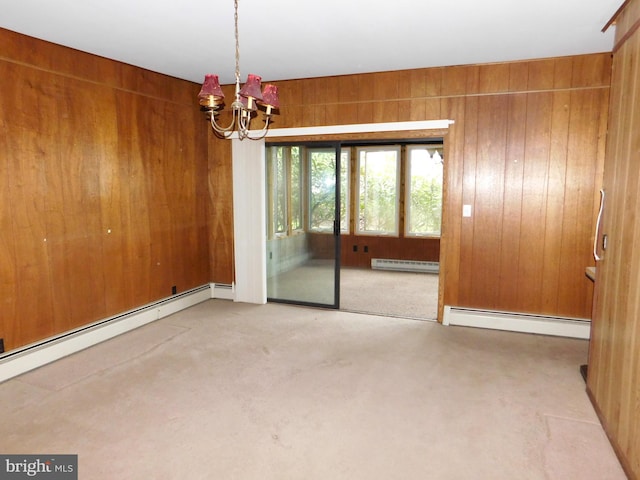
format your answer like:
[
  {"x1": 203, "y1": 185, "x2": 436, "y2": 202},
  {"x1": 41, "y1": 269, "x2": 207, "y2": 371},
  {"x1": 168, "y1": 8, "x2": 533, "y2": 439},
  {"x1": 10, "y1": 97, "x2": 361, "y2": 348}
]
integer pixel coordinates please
[
  {"x1": 266, "y1": 146, "x2": 302, "y2": 237},
  {"x1": 290, "y1": 147, "x2": 302, "y2": 231},
  {"x1": 356, "y1": 146, "x2": 400, "y2": 236},
  {"x1": 268, "y1": 147, "x2": 287, "y2": 235},
  {"x1": 406, "y1": 145, "x2": 443, "y2": 237},
  {"x1": 339, "y1": 149, "x2": 350, "y2": 233},
  {"x1": 308, "y1": 148, "x2": 336, "y2": 232},
  {"x1": 266, "y1": 140, "x2": 443, "y2": 240}
]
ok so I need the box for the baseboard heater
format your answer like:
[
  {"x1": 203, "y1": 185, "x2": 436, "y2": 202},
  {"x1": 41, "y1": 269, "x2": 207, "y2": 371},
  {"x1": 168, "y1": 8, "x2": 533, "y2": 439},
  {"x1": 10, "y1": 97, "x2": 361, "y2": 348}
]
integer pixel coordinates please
[
  {"x1": 371, "y1": 258, "x2": 439, "y2": 273},
  {"x1": 211, "y1": 282, "x2": 235, "y2": 300},
  {"x1": 0, "y1": 285, "x2": 212, "y2": 383},
  {"x1": 442, "y1": 306, "x2": 591, "y2": 339}
]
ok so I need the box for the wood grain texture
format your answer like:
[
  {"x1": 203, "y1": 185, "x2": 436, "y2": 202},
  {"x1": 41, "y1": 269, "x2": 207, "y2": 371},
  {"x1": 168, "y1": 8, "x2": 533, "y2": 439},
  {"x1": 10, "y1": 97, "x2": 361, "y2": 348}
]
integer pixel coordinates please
[
  {"x1": 339, "y1": 235, "x2": 440, "y2": 268},
  {"x1": 0, "y1": 28, "x2": 209, "y2": 352},
  {"x1": 588, "y1": 1, "x2": 640, "y2": 477},
  {"x1": 208, "y1": 135, "x2": 234, "y2": 284},
  {"x1": 209, "y1": 53, "x2": 611, "y2": 321}
]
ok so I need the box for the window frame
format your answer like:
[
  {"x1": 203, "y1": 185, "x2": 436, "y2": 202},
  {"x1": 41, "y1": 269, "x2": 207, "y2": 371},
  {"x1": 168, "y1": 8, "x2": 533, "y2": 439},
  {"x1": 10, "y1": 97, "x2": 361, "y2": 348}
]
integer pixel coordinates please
[
  {"x1": 355, "y1": 145, "x2": 402, "y2": 237},
  {"x1": 404, "y1": 144, "x2": 444, "y2": 238}
]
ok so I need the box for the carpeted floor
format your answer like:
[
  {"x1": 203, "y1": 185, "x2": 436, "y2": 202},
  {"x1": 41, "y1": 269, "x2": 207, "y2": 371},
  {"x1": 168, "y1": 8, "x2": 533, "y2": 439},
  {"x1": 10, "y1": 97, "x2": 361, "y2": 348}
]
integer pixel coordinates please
[
  {"x1": 341, "y1": 267, "x2": 438, "y2": 320},
  {"x1": 268, "y1": 262, "x2": 438, "y2": 320},
  {"x1": 0, "y1": 299, "x2": 626, "y2": 479}
]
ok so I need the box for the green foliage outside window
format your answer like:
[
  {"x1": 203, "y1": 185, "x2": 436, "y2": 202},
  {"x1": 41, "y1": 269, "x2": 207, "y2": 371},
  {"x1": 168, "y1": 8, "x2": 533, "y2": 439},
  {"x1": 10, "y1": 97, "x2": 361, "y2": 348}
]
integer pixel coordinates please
[
  {"x1": 407, "y1": 146, "x2": 443, "y2": 236},
  {"x1": 290, "y1": 147, "x2": 302, "y2": 231},
  {"x1": 357, "y1": 147, "x2": 400, "y2": 235},
  {"x1": 308, "y1": 149, "x2": 337, "y2": 231}
]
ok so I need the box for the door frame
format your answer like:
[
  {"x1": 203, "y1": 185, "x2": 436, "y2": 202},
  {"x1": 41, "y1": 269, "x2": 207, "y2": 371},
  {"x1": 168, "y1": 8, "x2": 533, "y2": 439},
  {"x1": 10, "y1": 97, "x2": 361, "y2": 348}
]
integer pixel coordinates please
[
  {"x1": 231, "y1": 120, "x2": 454, "y2": 317},
  {"x1": 264, "y1": 141, "x2": 342, "y2": 309}
]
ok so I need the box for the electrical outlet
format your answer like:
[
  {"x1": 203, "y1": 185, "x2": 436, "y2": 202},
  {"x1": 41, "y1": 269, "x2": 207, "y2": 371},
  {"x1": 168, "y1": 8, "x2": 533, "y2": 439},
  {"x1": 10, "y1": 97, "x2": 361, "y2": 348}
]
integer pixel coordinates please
[
  {"x1": 364, "y1": 246, "x2": 369, "y2": 253},
  {"x1": 0, "y1": 338, "x2": 4, "y2": 354},
  {"x1": 353, "y1": 245, "x2": 358, "y2": 252},
  {"x1": 171, "y1": 285, "x2": 177, "y2": 295}
]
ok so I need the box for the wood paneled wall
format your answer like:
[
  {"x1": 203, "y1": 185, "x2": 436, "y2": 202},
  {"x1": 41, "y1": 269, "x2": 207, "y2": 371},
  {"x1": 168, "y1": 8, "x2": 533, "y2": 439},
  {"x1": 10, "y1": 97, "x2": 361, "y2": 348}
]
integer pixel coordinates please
[
  {"x1": 305, "y1": 234, "x2": 439, "y2": 267},
  {"x1": 0, "y1": 28, "x2": 210, "y2": 352},
  {"x1": 340, "y1": 235, "x2": 439, "y2": 268},
  {"x1": 209, "y1": 53, "x2": 611, "y2": 319},
  {"x1": 588, "y1": 1, "x2": 640, "y2": 477}
]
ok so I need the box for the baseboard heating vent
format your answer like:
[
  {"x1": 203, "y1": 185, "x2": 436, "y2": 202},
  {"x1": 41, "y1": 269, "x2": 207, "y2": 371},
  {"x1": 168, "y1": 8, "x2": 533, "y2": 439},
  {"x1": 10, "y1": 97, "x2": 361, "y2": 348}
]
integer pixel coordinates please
[
  {"x1": 442, "y1": 306, "x2": 590, "y2": 339},
  {"x1": 371, "y1": 258, "x2": 439, "y2": 273},
  {"x1": 211, "y1": 283, "x2": 235, "y2": 300},
  {"x1": 0, "y1": 285, "x2": 211, "y2": 383}
]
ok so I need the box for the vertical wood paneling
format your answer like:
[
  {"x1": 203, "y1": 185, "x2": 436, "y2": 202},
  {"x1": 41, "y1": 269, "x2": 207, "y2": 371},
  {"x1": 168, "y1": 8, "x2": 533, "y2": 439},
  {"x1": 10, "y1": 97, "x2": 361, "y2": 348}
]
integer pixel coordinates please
[
  {"x1": 588, "y1": 1, "x2": 640, "y2": 477},
  {"x1": 516, "y1": 92, "x2": 553, "y2": 312},
  {"x1": 207, "y1": 54, "x2": 610, "y2": 321},
  {"x1": 479, "y1": 63, "x2": 510, "y2": 93},
  {"x1": 208, "y1": 136, "x2": 235, "y2": 284},
  {"x1": 440, "y1": 97, "x2": 466, "y2": 311},
  {"x1": 458, "y1": 96, "x2": 479, "y2": 303},
  {"x1": 469, "y1": 95, "x2": 508, "y2": 308},
  {"x1": 3, "y1": 65, "x2": 56, "y2": 347},
  {"x1": 498, "y1": 94, "x2": 526, "y2": 307},
  {"x1": 46, "y1": 76, "x2": 108, "y2": 330},
  {"x1": 509, "y1": 63, "x2": 529, "y2": 91},
  {"x1": 1, "y1": 28, "x2": 209, "y2": 352},
  {"x1": 527, "y1": 58, "x2": 556, "y2": 90},
  {"x1": 558, "y1": 89, "x2": 602, "y2": 315},
  {"x1": 0, "y1": 73, "x2": 16, "y2": 345},
  {"x1": 541, "y1": 91, "x2": 570, "y2": 314},
  {"x1": 441, "y1": 66, "x2": 467, "y2": 96}
]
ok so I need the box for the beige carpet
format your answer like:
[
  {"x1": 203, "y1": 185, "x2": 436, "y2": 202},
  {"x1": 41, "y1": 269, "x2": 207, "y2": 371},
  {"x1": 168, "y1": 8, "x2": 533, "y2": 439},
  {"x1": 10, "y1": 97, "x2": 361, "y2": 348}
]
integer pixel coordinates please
[
  {"x1": 0, "y1": 300, "x2": 626, "y2": 479},
  {"x1": 341, "y1": 267, "x2": 438, "y2": 320},
  {"x1": 268, "y1": 262, "x2": 438, "y2": 320}
]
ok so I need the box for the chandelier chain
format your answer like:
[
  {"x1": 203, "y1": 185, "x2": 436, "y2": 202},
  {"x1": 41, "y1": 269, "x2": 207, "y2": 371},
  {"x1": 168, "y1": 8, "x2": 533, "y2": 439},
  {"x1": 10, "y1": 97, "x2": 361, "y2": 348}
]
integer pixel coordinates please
[{"x1": 234, "y1": 0, "x2": 241, "y2": 88}]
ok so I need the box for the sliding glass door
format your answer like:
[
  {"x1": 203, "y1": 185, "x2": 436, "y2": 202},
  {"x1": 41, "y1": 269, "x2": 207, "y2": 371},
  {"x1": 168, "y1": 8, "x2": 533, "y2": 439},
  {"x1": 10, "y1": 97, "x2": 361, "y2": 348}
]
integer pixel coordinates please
[{"x1": 265, "y1": 142, "x2": 342, "y2": 308}]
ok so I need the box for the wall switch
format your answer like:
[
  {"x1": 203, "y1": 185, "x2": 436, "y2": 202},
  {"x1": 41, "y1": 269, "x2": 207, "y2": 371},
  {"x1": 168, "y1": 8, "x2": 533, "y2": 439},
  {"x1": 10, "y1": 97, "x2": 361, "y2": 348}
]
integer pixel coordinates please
[{"x1": 463, "y1": 204, "x2": 472, "y2": 217}]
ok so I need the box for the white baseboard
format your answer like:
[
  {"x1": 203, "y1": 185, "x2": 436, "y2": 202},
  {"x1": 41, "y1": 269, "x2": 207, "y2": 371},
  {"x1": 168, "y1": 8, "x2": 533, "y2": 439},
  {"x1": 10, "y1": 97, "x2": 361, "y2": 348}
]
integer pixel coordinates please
[
  {"x1": 0, "y1": 285, "x2": 212, "y2": 383},
  {"x1": 442, "y1": 305, "x2": 591, "y2": 339},
  {"x1": 211, "y1": 283, "x2": 235, "y2": 300}
]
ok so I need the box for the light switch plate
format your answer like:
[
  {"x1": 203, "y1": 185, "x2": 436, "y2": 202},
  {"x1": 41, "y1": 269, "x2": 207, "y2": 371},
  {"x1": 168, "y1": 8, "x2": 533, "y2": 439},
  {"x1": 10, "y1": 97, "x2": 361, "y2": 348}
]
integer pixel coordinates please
[{"x1": 463, "y1": 204, "x2": 472, "y2": 217}]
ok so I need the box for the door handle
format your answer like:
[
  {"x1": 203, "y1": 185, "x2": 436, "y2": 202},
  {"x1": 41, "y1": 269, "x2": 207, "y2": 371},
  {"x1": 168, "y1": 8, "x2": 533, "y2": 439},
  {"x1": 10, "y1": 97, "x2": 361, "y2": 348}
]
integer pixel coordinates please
[{"x1": 593, "y1": 189, "x2": 605, "y2": 261}]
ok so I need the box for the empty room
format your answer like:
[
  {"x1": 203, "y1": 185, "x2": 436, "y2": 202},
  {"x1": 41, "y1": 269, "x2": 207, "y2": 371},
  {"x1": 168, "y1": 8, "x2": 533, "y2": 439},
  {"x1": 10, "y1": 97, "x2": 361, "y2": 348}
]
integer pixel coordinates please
[{"x1": 1, "y1": 0, "x2": 639, "y2": 478}]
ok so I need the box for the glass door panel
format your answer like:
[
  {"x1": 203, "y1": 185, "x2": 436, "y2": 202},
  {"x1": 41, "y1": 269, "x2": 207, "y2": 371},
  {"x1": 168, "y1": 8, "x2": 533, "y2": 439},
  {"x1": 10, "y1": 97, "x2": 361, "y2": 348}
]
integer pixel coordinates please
[{"x1": 265, "y1": 143, "x2": 340, "y2": 307}]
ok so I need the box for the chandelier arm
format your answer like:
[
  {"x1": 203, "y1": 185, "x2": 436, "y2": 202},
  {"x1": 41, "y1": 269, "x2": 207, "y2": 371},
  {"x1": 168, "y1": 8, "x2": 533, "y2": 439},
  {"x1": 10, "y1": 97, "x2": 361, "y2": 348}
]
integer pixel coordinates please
[
  {"x1": 236, "y1": 110, "x2": 251, "y2": 139},
  {"x1": 209, "y1": 108, "x2": 239, "y2": 137},
  {"x1": 243, "y1": 115, "x2": 272, "y2": 141}
]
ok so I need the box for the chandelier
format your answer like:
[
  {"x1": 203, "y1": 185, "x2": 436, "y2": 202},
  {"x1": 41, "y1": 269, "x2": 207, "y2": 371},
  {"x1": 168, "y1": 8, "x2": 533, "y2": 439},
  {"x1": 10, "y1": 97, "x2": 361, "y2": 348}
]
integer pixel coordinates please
[{"x1": 198, "y1": 0, "x2": 279, "y2": 140}]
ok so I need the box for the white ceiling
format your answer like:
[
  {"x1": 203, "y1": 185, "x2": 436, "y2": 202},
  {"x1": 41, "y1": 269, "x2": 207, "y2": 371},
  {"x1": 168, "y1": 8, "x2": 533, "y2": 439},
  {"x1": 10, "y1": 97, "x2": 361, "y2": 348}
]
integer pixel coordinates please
[{"x1": 0, "y1": 0, "x2": 621, "y2": 86}]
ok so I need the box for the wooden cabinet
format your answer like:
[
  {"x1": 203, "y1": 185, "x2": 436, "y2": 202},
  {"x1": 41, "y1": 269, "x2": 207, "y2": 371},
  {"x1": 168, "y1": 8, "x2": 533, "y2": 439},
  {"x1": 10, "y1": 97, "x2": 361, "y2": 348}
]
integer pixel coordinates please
[{"x1": 587, "y1": 1, "x2": 640, "y2": 478}]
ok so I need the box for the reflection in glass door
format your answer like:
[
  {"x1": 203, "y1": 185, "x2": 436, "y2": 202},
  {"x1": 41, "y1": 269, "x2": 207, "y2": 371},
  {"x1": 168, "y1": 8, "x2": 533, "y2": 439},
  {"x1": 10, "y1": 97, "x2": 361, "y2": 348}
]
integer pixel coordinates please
[{"x1": 265, "y1": 142, "x2": 342, "y2": 307}]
